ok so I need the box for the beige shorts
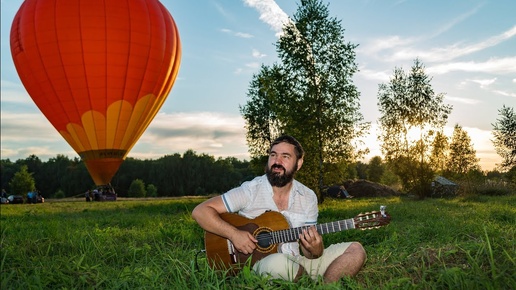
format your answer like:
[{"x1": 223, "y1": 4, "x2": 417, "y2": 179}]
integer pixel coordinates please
[{"x1": 253, "y1": 242, "x2": 353, "y2": 281}]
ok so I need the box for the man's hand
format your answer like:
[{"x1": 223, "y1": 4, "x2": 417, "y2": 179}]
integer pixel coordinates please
[
  {"x1": 229, "y1": 229, "x2": 258, "y2": 255},
  {"x1": 299, "y1": 226, "x2": 324, "y2": 259}
]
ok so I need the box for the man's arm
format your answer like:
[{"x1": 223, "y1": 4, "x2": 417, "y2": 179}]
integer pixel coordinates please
[{"x1": 192, "y1": 195, "x2": 258, "y2": 254}]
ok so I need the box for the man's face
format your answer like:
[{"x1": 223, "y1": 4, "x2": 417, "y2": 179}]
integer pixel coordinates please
[{"x1": 266, "y1": 142, "x2": 299, "y2": 187}]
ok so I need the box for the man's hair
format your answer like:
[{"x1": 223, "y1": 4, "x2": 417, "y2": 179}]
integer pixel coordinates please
[{"x1": 269, "y1": 135, "x2": 304, "y2": 160}]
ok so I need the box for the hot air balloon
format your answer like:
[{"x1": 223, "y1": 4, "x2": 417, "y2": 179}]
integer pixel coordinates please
[{"x1": 10, "y1": 0, "x2": 181, "y2": 186}]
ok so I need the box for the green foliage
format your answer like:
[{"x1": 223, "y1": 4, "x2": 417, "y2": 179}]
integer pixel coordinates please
[
  {"x1": 146, "y1": 184, "x2": 158, "y2": 197},
  {"x1": 8, "y1": 165, "x2": 35, "y2": 196},
  {"x1": 54, "y1": 189, "x2": 65, "y2": 199},
  {"x1": 448, "y1": 124, "x2": 480, "y2": 176},
  {"x1": 491, "y1": 105, "x2": 516, "y2": 170},
  {"x1": 1, "y1": 151, "x2": 254, "y2": 198},
  {"x1": 128, "y1": 179, "x2": 146, "y2": 197},
  {"x1": 367, "y1": 156, "x2": 384, "y2": 183},
  {"x1": 506, "y1": 165, "x2": 516, "y2": 184},
  {"x1": 240, "y1": 0, "x2": 369, "y2": 201},
  {"x1": 430, "y1": 130, "x2": 449, "y2": 174},
  {"x1": 1, "y1": 195, "x2": 514, "y2": 289},
  {"x1": 377, "y1": 59, "x2": 452, "y2": 198}
]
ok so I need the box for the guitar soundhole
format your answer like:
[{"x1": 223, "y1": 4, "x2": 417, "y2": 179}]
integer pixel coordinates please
[{"x1": 254, "y1": 228, "x2": 274, "y2": 252}]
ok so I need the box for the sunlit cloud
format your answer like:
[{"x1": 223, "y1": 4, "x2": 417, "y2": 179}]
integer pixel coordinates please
[
  {"x1": 0, "y1": 80, "x2": 32, "y2": 104},
  {"x1": 362, "y1": 23, "x2": 516, "y2": 64},
  {"x1": 243, "y1": 0, "x2": 289, "y2": 37},
  {"x1": 445, "y1": 95, "x2": 481, "y2": 105},
  {"x1": 469, "y1": 78, "x2": 497, "y2": 89},
  {"x1": 133, "y1": 112, "x2": 249, "y2": 159},
  {"x1": 427, "y1": 56, "x2": 516, "y2": 75},
  {"x1": 0, "y1": 110, "x2": 251, "y2": 161},
  {"x1": 356, "y1": 67, "x2": 391, "y2": 82},
  {"x1": 493, "y1": 90, "x2": 516, "y2": 98}
]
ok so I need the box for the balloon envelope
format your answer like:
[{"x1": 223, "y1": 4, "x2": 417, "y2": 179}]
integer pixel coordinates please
[{"x1": 10, "y1": 0, "x2": 181, "y2": 185}]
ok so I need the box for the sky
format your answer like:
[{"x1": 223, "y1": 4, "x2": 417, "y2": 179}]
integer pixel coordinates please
[{"x1": 1, "y1": 0, "x2": 515, "y2": 171}]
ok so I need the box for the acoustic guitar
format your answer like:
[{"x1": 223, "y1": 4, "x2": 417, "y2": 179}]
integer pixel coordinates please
[{"x1": 204, "y1": 206, "x2": 391, "y2": 274}]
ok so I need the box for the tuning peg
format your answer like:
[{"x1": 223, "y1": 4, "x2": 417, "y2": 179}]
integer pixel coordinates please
[{"x1": 380, "y1": 206, "x2": 387, "y2": 218}]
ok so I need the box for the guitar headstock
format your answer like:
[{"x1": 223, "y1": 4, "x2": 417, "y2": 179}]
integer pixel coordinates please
[{"x1": 354, "y1": 206, "x2": 391, "y2": 230}]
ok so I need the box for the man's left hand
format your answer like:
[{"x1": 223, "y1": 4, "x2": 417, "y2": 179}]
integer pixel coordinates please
[{"x1": 299, "y1": 226, "x2": 324, "y2": 259}]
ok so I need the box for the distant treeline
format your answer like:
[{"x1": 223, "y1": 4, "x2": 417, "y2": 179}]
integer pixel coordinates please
[{"x1": 0, "y1": 150, "x2": 257, "y2": 198}]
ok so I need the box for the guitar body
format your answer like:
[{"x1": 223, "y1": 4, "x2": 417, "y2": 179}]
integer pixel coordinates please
[{"x1": 204, "y1": 211, "x2": 290, "y2": 273}]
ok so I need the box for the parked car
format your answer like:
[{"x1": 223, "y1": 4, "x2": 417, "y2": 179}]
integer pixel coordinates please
[{"x1": 8, "y1": 195, "x2": 24, "y2": 204}]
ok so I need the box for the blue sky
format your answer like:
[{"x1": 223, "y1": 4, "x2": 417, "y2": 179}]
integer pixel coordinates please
[{"x1": 1, "y1": 0, "x2": 515, "y2": 171}]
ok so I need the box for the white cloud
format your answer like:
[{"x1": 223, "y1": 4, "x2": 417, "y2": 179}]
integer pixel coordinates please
[
  {"x1": 356, "y1": 67, "x2": 391, "y2": 82},
  {"x1": 445, "y1": 95, "x2": 481, "y2": 105},
  {"x1": 492, "y1": 89, "x2": 516, "y2": 98},
  {"x1": 220, "y1": 28, "x2": 253, "y2": 38},
  {"x1": 132, "y1": 112, "x2": 249, "y2": 159},
  {"x1": 362, "y1": 24, "x2": 516, "y2": 63},
  {"x1": 252, "y1": 48, "x2": 266, "y2": 58},
  {"x1": 469, "y1": 78, "x2": 497, "y2": 89},
  {"x1": 0, "y1": 110, "x2": 250, "y2": 161},
  {"x1": 427, "y1": 56, "x2": 516, "y2": 75},
  {"x1": 243, "y1": 0, "x2": 289, "y2": 37}
]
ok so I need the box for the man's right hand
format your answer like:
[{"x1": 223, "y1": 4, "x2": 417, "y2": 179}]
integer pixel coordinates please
[{"x1": 229, "y1": 229, "x2": 258, "y2": 255}]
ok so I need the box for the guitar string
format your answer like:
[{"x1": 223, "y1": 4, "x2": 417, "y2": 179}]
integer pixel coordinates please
[{"x1": 253, "y1": 219, "x2": 357, "y2": 243}]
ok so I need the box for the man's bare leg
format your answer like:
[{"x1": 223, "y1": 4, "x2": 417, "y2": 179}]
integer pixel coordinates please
[{"x1": 323, "y1": 242, "x2": 366, "y2": 283}]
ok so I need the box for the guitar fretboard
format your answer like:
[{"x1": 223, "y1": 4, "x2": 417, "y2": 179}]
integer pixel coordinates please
[{"x1": 270, "y1": 218, "x2": 355, "y2": 244}]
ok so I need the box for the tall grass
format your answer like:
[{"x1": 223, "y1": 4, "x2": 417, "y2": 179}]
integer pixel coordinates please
[{"x1": 1, "y1": 195, "x2": 515, "y2": 289}]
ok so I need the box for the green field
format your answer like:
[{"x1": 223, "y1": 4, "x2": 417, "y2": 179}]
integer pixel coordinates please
[{"x1": 1, "y1": 195, "x2": 515, "y2": 289}]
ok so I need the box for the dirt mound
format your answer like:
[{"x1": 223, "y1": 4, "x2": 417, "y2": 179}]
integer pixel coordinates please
[{"x1": 341, "y1": 179, "x2": 400, "y2": 197}]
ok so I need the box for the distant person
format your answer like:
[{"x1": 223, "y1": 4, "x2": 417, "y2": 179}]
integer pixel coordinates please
[
  {"x1": 1, "y1": 189, "x2": 8, "y2": 204},
  {"x1": 93, "y1": 189, "x2": 100, "y2": 201},
  {"x1": 339, "y1": 185, "x2": 353, "y2": 199},
  {"x1": 327, "y1": 185, "x2": 353, "y2": 199},
  {"x1": 27, "y1": 191, "x2": 35, "y2": 204},
  {"x1": 85, "y1": 190, "x2": 91, "y2": 202}
]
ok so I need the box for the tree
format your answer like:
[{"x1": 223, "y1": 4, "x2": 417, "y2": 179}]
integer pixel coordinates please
[
  {"x1": 8, "y1": 165, "x2": 36, "y2": 196},
  {"x1": 429, "y1": 130, "x2": 449, "y2": 174},
  {"x1": 128, "y1": 179, "x2": 146, "y2": 197},
  {"x1": 492, "y1": 105, "x2": 516, "y2": 170},
  {"x1": 146, "y1": 184, "x2": 158, "y2": 197},
  {"x1": 377, "y1": 59, "x2": 452, "y2": 198},
  {"x1": 367, "y1": 156, "x2": 384, "y2": 183},
  {"x1": 448, "y1": 124, "x2": 480, "y2": 177},
  {"x1": 240, "y1": 0, "x2": 369, "y2": 201}
]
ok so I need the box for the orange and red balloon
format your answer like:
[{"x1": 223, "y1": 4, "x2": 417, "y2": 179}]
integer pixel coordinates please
[{"x1": 10, "y1": 0, "x2": 181, "y2": 185}]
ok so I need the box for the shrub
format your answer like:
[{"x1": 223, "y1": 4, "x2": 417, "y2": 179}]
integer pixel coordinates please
[{"x1": 53, "y1": 189, "x2": 65, "y2": 199}]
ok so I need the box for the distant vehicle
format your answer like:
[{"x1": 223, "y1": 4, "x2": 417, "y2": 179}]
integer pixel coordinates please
[
  {"x1": 93, "y1": 185, "x2": 117, "y2": 202},
  {"x1": 8, "y1": 195, "x2": 24, "y2": 204}
]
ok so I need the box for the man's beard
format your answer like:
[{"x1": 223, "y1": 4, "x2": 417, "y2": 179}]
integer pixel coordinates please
[{"x1": 266, "y1": 164, "x2": 297, "y2": 187}]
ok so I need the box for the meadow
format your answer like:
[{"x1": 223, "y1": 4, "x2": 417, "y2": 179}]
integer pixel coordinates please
[{"x1": 1, "y1": 194, "x2": 515, "y2": 289}]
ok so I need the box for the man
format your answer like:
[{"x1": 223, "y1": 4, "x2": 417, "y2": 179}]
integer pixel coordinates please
[{"x1": 192, "y1": 135, "x2": 366, "y2": 283}]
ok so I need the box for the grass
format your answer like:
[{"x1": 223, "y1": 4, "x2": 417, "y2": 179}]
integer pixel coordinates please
[{"x1": 1, "y1": 195, "x2": 515, "y2": 289}]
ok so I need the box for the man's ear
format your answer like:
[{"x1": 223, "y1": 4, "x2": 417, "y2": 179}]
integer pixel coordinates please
[{"x1": 296, "y1": 158, "x2": 303, "y2": 170}]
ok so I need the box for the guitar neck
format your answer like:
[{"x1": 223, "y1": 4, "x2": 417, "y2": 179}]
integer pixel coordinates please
[{"x1": 271, "y1": 218, "x2": 355, "y2": 244}]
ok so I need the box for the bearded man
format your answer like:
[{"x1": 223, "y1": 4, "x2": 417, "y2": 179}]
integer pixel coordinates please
[{"x1": 192, "y1": 135, "x2": 366, "y2": 283}]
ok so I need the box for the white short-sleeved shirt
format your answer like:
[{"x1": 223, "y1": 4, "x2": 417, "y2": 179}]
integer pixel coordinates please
[{"x1": 222, "y1": 175, "x2": 319, "y2": 256}]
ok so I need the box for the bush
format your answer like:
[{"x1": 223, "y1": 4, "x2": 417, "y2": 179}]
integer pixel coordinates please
[
  {"x1": 128, "y1": 179, "x2": 146, "y2": 197},
  {"x1": 147, "y1": 184, "x2": 158, "y2": 197},
  {"x1": 53, "y1": 189, "x2": 65, "y2": 199}
]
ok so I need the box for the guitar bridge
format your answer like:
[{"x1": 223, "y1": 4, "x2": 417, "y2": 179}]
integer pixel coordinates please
[{"x1": 227, "y1": 240, "x2": 237, "y2": 263}]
